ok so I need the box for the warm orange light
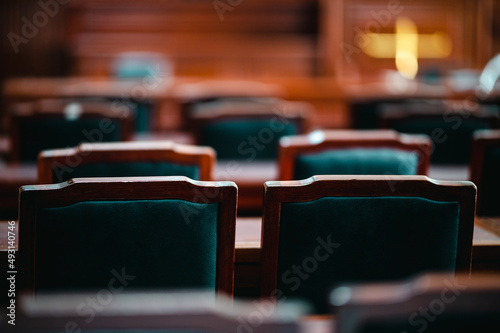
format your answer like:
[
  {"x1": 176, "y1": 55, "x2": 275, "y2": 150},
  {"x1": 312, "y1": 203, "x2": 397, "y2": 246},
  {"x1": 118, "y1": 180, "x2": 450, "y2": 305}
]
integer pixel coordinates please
[
  {"x1": 395, "y1": 17, "x2": 418, "y2": 79},
  {"x1": 359, "y1": 17, "x2": 453, "y2": 79}
]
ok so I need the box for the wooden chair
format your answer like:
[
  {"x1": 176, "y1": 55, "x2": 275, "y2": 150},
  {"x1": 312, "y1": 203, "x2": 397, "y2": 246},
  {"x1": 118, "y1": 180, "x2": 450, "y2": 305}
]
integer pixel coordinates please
[
  {"x1": 19, "y1": 176, "x2": 237, "y2": 296},
  {"x1": 469, "y1": 129, "x2": 500, "y2": 216},
  {"x1": 379, "y1": 101, "x2": 500, "y2": 164},
  {"x1": 5, "y1": 290, "x2": 305, "y2": 333},
  {"x1": 8, "y1": 99, "x2": 134, "y2": 162},
  {"x1": 176, "y1": 79, "x2": 286, "y2": 129},
  {"x1": 278, "y1": 130, "x2": 432, "y2": 180},
  {"x1": 332, "y1": 273, "x2": 500, "y2": 333},
  {"x1": 190, "y1": 100, "x2": 312, "y2": 161},
  {"x1": 38, "y1": 141, "x2": 216, "y2": 184},
  {"x1": 261, "y1": 175, "x2": 476, "y2": 313}
]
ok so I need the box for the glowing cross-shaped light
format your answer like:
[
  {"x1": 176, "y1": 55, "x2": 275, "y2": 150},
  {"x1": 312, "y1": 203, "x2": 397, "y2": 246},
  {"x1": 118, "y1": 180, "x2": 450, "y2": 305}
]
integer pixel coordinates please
[{"x1": 361, "y1": 17, "x2": 453, "y2": 79}]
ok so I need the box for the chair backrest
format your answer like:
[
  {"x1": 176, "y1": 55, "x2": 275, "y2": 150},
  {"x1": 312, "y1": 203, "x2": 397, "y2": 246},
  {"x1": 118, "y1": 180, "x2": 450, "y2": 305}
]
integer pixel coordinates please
[
  {"x1": 19, "y1": 176, "x2": 237, "y2": 297},
  {"x1": 379, "y1": 101, "x2": 500, "y2": 164},
  {"x1": 9, "y1": 99, "x2": 134, "y2": 162},
  {"x1": 3, "y1": 290, "x2": 306, "y2": 333},
  {"x1": 279, "y1": 130, "x2": 431, "y2": 180},
  {"x1": 190, "y1": 100, "x2": 312, "y2": 160},
  {"x1": 469, "y1": 129, "x2": 500, "y2": 216},
  {"x1": 332, "y1": 273, "x2": 500, "y2": 333},
  {"x1": 261, "y1": 175, "x2": 476, "y2": 313},
  {"x1": 38, "y1": 141, "x2": 216, "y2": 183}
]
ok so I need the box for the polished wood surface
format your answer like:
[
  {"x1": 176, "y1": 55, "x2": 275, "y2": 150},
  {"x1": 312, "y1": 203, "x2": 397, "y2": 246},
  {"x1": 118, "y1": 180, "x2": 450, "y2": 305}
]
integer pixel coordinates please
[{"x1": 215, "y1": 161, "x2": 277, "y2": 215}]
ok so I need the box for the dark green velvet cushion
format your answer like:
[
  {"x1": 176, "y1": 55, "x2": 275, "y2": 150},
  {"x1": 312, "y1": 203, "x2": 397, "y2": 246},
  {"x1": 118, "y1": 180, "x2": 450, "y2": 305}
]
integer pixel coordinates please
[
  {"x1": 294, "y1": 148, "x2": 418, "y2": 179},
  {"x1": 479, "y1": 147, "x2": 500, "y2": 216},
  {"x1": 393, "y1": 119, "x2": 493, "y2": 164},
  {"x1": 278, "y1": 196, "x2": 460, "y2": 313},
  {"x1": 52, "y1": 162, "x2": 199, "y2": 183},
  {"x1": 19, "y1": 119, "x2": 122, "y2": 162},
  {"x1": 201, "y1": 120, "x2": 297, "y2": 160},
  {"x1": 35, "y1": 200, "x2": 218, "y2": 291}
]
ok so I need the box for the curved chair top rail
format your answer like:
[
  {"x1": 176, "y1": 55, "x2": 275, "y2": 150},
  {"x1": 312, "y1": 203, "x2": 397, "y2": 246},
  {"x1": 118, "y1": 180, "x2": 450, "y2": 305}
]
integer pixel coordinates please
[
  {"x1": 279, "y1": 130, "x2": 432, "y2": 179},
  {"x1": 38, "y1": 141, "x2": 217, "y2": 183}
]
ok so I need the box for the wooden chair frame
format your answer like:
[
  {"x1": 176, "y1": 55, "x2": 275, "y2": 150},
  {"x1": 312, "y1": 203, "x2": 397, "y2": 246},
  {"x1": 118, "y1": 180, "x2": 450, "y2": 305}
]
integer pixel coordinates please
[
  {"x1": 260, "y1": 175, "x2": 476, "y2": 298},
  {"x1": 190, "y1": 100, "x2": 313, "y2": 147},
  {"x1": 38, "y1": 141, "x2": 216, "y2": 183},
  {"x1": 278, "y1": 130, "x2": 432, "y2": 180},
  {"x1": 469, "y1": 129, "x2": 500, "y2": 215},
  {"x1": 19, "y1": 176, "x2": 237, "y2": 297},
  {"x1": 177, "y1": 80, "x2": 285, "y2": 130},
  {"x1": 9, "y1": 99, "x2": 134, "y2": 162},
  {"x1": 333, "y1": 272, "x2": 500, "y2": 333}
]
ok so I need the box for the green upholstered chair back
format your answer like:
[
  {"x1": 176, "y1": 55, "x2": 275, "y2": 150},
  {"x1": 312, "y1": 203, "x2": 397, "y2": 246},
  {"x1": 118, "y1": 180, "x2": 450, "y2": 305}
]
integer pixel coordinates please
[
  {"x1": 293, "y1": 148, "x2": 419, "y2": 179},
  {"x1": 201, "y1": 118, "x2": 298, "y2": 160},
  {"x1": 191, "y1": 100, "x2": 311, "y2": 161},
  {"x1": 392, "y1": 119, "x2": 494, "y2": 164},
  {"x1": 18, "y1": 118, "x2": 123, "y2": 162},
  {"x1": 10, "y1": 100, "x2": 133, "y2": 162},
  {"x1": 36, "y1": 199, "x2": 218, "y2": 290},
  {"x1": 380, "y1": 104, "x2": 500, "y2": 164},
  {"x1": 261, "y1": 176, "x2": 476, "y2": 314},
  {"x1": 52, "y1": 161, "x2": 199, "y2": 182},
  {"x1": 19, "y1": 177, "x2": 237, "y2": 296},
  {"x1": 279, "y1": 130, "x2": 431, "y2": 180},
  {"x1": 278, "y1": 196, "x2": 459, "y2": 313},
  {"x1": 38, "y1": 141, "x2": 216, "y2": 183}
]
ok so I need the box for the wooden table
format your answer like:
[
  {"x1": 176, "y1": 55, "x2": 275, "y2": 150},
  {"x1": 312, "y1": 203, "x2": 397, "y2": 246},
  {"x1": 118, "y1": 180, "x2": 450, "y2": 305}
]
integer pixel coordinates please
[{"x1": 216, "y1": 161, "x2": 277, "y2": 214}]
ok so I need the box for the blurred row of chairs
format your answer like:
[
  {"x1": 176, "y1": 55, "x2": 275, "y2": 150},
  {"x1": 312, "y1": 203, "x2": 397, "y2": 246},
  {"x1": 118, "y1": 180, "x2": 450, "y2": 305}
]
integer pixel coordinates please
[
  {"x1": 1, "y1": 133, "x2": 499, "y2": 220},
  {"x1": 5, "y1": 96, "x2": 500, "y2": 164},
  {"x1": 4, "y1": 273, "x2": 500, "y2": 333},
  {"x1": 3, "y1": 127, "x2": 498, "y2": 217},
  {"x1": 352, "y1": 98, "x2": 500, "y2": 164}
]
